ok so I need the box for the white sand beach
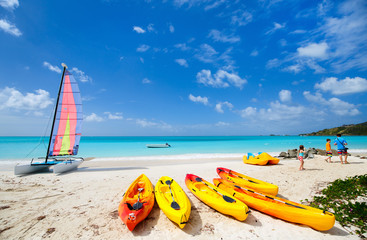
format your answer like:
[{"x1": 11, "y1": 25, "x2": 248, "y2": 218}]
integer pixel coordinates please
[{"x1": 1, "y1": 154, "x2": 366, "y2": 239}]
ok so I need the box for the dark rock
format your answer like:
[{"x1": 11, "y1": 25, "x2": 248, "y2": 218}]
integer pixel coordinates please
[
  {"x1": 279, "y1": 152, "x2": 288, "y2": 158},
  {"x1": 316, "y1": 148, "x2": 338, "y2": 156},
  {"x1": 288, "y1": 149, "x2": 297, "y2": 158},
  {"x1": 316, "y1": 149, "x2": 326, "y2": 155}
]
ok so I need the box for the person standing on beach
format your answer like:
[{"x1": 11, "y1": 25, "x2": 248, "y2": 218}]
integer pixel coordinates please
[
  {"x1": 334, "y1": 134, "x2": 349, "y2": 164},
  {"x1": 325, "y1": 139, "x2": 332, "y2": 163},
  {"x1": 298, "y1": 145, "x2": 305, "y2": 171}
]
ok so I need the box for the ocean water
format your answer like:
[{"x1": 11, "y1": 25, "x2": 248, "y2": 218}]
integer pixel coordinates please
[{"x1": 0, "y1": 136, "x2": 366, "y2": 162}]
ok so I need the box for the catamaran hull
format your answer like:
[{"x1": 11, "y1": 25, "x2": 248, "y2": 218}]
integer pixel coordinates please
[
  {"x1": 14, "y1": 164, "x2": 51, "y2": 175},
  {"x1": 53, "y1": 160, "x2": 83, "y2": 174}
]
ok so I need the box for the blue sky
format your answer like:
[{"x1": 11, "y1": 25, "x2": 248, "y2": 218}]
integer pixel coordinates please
[{"x1": 0, "y1": 0, "x2": 366, "y2": 136}]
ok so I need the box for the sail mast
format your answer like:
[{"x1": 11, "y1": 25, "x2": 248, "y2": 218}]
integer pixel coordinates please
[{"x1": 45, "y1": 63, "x2": 67, "y2": 163}]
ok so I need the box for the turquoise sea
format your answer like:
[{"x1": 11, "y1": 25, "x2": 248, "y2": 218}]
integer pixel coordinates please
[{"x1": 1, "y1": 136, "x2": 367, "y2": 162}]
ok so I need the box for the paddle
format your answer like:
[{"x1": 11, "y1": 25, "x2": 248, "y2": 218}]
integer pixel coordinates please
[
  {"x1": 195, "y1": 177, "x2": 236, "y2": 203},
  {"x1": 165, "y1": 180, "x2": 180, "y2": 210},
  {"x1": 132, "y1": 188, "x2": 144, "y2": 210},
  {"x1": 231, "y1": 184, "x2": 306, "y2": 210}
]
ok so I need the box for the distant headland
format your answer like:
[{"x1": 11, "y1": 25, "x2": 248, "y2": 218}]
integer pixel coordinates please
[{"x1": 300, "y1": 122, "x2": 367, "y2": 136}]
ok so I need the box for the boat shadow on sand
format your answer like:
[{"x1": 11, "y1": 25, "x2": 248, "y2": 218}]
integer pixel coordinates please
[
  {"x1": 324, "y1": 225, "x2": 350, "y2": 237},
  {"x1": 69, "y1": 166, "x2": 149, "y2": 173}
]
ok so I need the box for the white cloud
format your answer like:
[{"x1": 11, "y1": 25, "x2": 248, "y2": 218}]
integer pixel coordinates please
[
  {"x1": 266, "y1": 101, "x2": 306, "y2": 120},
  {"x1": 133, "y1": 26, "x2": 146, "y2": 34},
  {"x1": 240, "y1": 101, "x2": 306, "y2": 121},
  {"x1": 265, "y1": 22, "x2": 286, "y2": 35},
  {"x1": 239, "y1": 106, "x2": 257, "y2": 118},
  {"x1": 279, "y1": 39, "x2": 287, "y2": 47},
  {"x1": 196, "y1": 69, "x2": 247, "y2": 89},
  {"x1": 290, "y1": 29, "x2": 307, "y2": 34},
  {"x1": 303, "y1": 91, "x2": 360, "y2": 116},
  {"x1": 43, "y1": 61, "x2": 61, "y2": 74},
  {"x1": 188, "y1": 94, "x2": 209, "y2": 105},
  {"x1": 84, "y1": 113, "x2": 104, "y2": 122},
  {"x1": 169, "y1": 24, "x2": 175, "y2": 33},
  {"x1": 194, "y1": 44, "x2": 236, "y2": 69},
  {"x1": 205, "y1": 0, "x2": 226, "y2": 10},
  {"x1": 104, "y1": 112, "x2": 123, "y2": 120},
  {"x1": 136, "y1": 119, "x2": 156, "y2": 127},
  {"x1": 0, "y1": 0, "x2": 19, "y2": 10},
  {"x1": 231, "y1": 10, "x2": 253, "y2": 26},
  {"x1": 215, "y1": 101, "x2": 233, "y2": 113},
  {"x1": 0, "y1": 19, "x2": 21, "y2": 36},
  {"x1": 317, "y1": 0, "x2": 333, "y2": 16},
  {"x1": 319, "y1": 0, "x2": 367, "y2": 71},
  {"x1": 279, "y1": 90, "x2": 292, "y2": 102},
  {"x1": 315, "y1": 76, "x2": 367, "y2": 95},
  {"x1": 142, "y1": 78, "x2": 151, "y2": 84},
  {"x1": 292, "y1": 79, "x2": 305, "y2": 85},
  {"x1": 195, "y1": 44, "x2": 218, "y2": 63},
  {"x1": 215, "y1": 121, "x2": 230, "y2": 126},
  {"x1": 208, "y1": 29, "x2": 240, "y2": 43},
  {"x1": 283, "y1": 64, "x2": 302, "y2": 73},
  {"x1": 135, "y1": 119, "x2": 173, "y2": 130},
  {"x1": 175, "y1": 59, "x2": 188, "y2": 67},
  {"x1": 174, "y1": 43, "x2": 190, "y2": 51},
  {"x1": 250, "y1": 50, "x2": 258, "y2": 57},
  {"x1": 197, "y1": 69, "x2": 227, "y2": 88},
  {"x1": 147, "y1": 23, "x2": 155, "y2": 32},
  {"x1": 0, "y1": 87, "x2": 52, "y2": 111},
  {"x1": 137, "y1": 44, "x2": 150, "y2": 52},
  {"x1": 283, "y1": 59, "x2": 326, "y2": 74},
  {"x1": 266, "y1": 58, "x2": 281, "y2": 69},
  {"x1": 275, "y1": 1, "x2": 367, "y2": 74},
  {"x1": 71, "y1": 67, "x2": 92, "y2": 83},
  {"x1": 297, "y1": 42, "x2": 329, "y2": 59}
]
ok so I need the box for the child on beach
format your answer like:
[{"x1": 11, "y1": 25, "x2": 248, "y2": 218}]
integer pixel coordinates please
[
  {"x1": 325, "y1": 139, "x2": 332, "y2": 163},
  {"x1": 298, "y1": 145, "x2": 305, "y2": 171}
]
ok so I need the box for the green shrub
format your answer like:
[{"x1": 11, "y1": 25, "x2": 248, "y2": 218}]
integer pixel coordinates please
[{"x1": 304, "y1": 175, "x2": 367, "y2": 237}]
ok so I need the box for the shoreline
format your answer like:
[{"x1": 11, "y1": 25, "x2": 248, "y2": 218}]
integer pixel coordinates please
[
  {"x1": 1, "y1": 149, "x2": 366, "y2": 169},
  {"x1": 0, "y1": 154, "x2": 366, "y2": 239}
]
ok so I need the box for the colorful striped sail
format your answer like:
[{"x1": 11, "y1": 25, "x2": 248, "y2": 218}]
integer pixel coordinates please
[{"x1": 48, "y1": 70, "x2": 82, "y2": 156}]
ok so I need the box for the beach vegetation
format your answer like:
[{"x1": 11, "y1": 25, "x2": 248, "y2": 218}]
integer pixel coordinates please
[
  {"x1": 300, "y1": 122, "x2": 367, "y2": 136},
  {"x1": 303, "y1": 175, "x2": 367, "y2": 237}
]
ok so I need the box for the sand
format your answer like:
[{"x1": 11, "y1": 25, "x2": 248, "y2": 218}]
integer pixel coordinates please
[{"x1": 0, "y1": 154, "x2": 366, "y2": 239}]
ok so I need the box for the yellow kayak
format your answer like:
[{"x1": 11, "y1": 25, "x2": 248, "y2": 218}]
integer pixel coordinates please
[
  {"x1": 185, "y1": 174, "x2": 249, "y2": 221},
  {"x1": 243, "y1": 153, "x2": 268, "y2": 165},
  {"x1": 243, "y1": 152, "x2": 280, "y2": 165},
  {"x1": 258, "y1": 152, "x2": 280, "y2": 165},
  {"x1": 155, "y1": 176, "x2": 191, "y2": 228},
  {"x1": 213, "y1": 178, "x2": 335, "y2": 231},
  {"x1": 217, "y1": 167, "x2": 278, "y2": 195}
]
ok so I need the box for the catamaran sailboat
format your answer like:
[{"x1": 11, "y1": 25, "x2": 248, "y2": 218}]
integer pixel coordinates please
[{"x1": 14, "y1": 63, "x2": 84, "y2": 175}]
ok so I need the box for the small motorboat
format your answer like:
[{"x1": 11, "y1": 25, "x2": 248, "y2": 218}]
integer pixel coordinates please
[{"x1": 146, "y1": 143, "x2": 171, "y2": 148}]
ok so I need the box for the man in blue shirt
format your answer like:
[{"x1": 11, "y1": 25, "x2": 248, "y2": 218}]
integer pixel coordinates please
[{"x1": 334, "y1": 134, "x2": 349, "y2": 164}]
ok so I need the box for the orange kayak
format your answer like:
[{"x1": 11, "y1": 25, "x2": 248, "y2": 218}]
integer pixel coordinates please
[
  {"x1": 213, "y1": 178, "x2": 335, "y2": 231},
  {"x1": 118, "y1": 174, "x2": 155, "y2": 231},
  {"x1": 217, "y1": 167, "x2": 278, "y2": 195}
]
